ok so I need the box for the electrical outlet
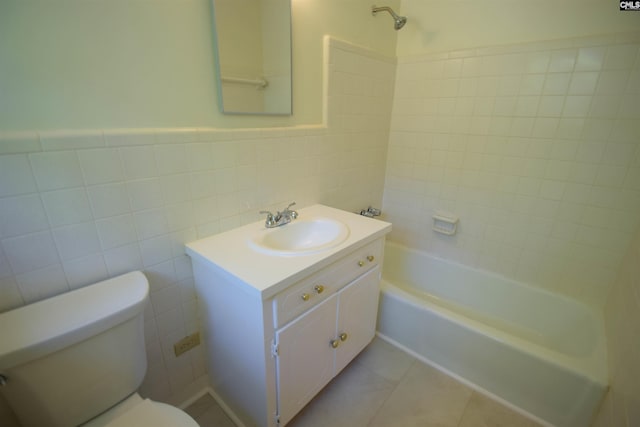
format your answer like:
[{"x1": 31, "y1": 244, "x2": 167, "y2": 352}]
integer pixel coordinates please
[{"x1": 173, "y1": 332, "x2": 201, "y2": 357}]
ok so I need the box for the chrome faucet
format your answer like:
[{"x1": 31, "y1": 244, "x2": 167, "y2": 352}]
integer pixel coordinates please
[
  {"x1": 360, "y1": 206, "x2": 381, "y2": 218},
  {"x1": 260, "y1": 202, "x2": 298, "y2": 228}
]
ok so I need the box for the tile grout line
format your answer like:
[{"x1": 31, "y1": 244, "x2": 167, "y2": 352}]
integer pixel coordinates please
[
  {"x1": 454, "y1": 391, "x2": 475, "y2": 427},
  {"x1": 364, "y1": 358, "x2": 418, "y2": 427}
]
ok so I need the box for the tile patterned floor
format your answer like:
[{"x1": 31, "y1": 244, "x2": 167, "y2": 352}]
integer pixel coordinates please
[
  {"x1": 184, "y1": 393, "x2": 236, "y2": 427},
  {"x1": 187, "y1": 338, "x2": 543, "y2": 427}
]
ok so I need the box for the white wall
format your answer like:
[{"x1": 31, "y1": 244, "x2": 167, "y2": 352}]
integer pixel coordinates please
[
  {"x1": 397, "y1": 0, "x2": 640, "y2": 56},
  {"x1": 0, "y1": 0, "x2": 217, "y2": 131},
  {"x1": 0, "y1": 0, "x2": 399, "y2": 131},
  {"x1": 592, "y1": 225, "x2": 640, "y2": 427}
]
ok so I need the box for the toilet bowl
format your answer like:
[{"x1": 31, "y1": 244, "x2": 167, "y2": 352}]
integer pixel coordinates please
[{"x1": 83, "y1": 393, "x2": 199, "y2": 427}]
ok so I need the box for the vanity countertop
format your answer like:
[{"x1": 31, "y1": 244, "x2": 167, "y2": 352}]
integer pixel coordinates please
[{"x1": 185, "y1": 204, "x2": 391, "y2": 299}]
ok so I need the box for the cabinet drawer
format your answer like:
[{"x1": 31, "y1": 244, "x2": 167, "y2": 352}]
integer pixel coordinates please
[{"x1": 273, "y1": 239, "x2": 383, "y2": 328}]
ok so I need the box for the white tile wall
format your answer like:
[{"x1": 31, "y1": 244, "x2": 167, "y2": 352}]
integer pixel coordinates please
[
  {"x1": 0, "y1": 155, "x2": 38, "y2": 197},
  {"x1": 78, "y1": 148, "x2": 125, "y2": 185},
  {"x1": 384, "y1": 33, "x2": 640, "y2": 307},
  {"x1": 30, "y1": 151, "x2": 84, "y2": 191},
  {"x1": 0, "y1": 194, "x2": 49, "y2": 238},
  {"x1": 41, "y1": 188, "x2": 94, "y2": 227},
  {"x1": 592, "y1": 225, "x2": 640, "y2": 427},
  {"x1": 0, "y1": 38, "x2": 395, "y2": 411}
]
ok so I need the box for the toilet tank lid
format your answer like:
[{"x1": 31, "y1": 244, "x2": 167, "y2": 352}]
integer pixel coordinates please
[{"x1": 0, "y1": 271, "x2": 149, "y2": 371}]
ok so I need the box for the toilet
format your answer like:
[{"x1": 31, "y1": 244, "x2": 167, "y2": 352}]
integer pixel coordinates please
[{"x1": 0, "y1": 271, "x2": 199, "y2": 427}]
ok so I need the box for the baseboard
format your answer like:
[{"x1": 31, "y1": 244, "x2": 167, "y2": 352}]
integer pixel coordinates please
[
  {"x1": 169, "y1": 375, "x2": 210, "y2": 409},
  {"x1": 205, "y1": 387, "x2": 248, "y2": 427}
]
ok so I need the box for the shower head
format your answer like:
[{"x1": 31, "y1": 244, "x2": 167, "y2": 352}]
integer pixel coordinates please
[{"x1": 372, "y1": 5, "x2": 407, "y2": 30}]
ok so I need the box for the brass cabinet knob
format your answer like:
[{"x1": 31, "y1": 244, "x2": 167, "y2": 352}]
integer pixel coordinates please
[
  {"x1": 367, "y1": 255, "x2": 375, "y2": 262},
  {"x1": 314, "y1": 285, "x2": 325, "y2": 294},
  {"x1": 358, "y1": 261, "x2": 365, "y2": 267},
  {"x1": 339, "y1": 332, "x2": 348, "y2": 342},
  {"x1": 331, "y1": 339, "x2": 340, "y2": 349},
  {"x1": 301, "y1": 293, "x2": 310, "y2": 301}
]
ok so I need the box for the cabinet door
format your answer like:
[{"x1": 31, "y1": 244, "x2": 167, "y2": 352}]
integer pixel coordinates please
[
  {"x1": 334, "y1": 266, "x2": 381, "y2": 374},
  {"x1": 275, "y1": 293, "x2": 338, "y2": 426}
]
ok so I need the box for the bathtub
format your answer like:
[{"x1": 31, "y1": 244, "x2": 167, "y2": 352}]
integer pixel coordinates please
[{"x1": 377, "y1": 242, "x2": 608, "y2": 427}]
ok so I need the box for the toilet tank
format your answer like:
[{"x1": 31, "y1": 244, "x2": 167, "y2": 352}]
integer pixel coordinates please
[{"x1": 0, "y1": 272, "x2": 149, "y2": 427}]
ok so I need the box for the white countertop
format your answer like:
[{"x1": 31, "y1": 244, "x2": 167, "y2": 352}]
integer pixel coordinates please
[{"x1": 185, "y1": 205, "x2": 392, "y2": 300}]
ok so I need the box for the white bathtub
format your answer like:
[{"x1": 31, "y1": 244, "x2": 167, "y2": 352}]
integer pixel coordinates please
[{"x1": 377, "y1": 242, "x2": 608, "y2": 427}]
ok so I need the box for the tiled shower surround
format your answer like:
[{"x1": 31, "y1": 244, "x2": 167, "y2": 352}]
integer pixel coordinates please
[
  {"x1": 0, "y1": 38, "x2": 395, "y2": 414},
  {"x1": 383, "y1": 33, "x2": 640, "y2": 307}
]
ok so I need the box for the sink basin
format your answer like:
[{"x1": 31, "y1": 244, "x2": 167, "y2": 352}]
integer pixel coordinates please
[{"x1": 249, "y1": 217, "x2": 350, "y2": 256}]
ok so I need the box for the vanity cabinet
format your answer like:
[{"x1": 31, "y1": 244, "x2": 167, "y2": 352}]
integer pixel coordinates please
[
  {"x1": 185, "y1": 204, "x2": 391, "y2": 427},
  {"x1": 275, "y1": 266, "x2": 380, "y2": 425}
]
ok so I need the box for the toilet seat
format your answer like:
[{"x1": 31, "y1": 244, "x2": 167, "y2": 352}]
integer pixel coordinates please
[
  {"x1": 105, "y1": 399, "x2": 199, "y2": 427},
  {"x1": 83, "y1": 393, "x2": 199, "y2": 427}
]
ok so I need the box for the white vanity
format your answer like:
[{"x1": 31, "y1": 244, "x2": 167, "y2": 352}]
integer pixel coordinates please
[{"x1": 185, "y1": 205, "x2": 391, "y2": 427}]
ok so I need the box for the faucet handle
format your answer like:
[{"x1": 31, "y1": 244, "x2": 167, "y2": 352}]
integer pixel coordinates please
[
  {"x1": 367, "y1": 206, "x2": 381, "y2": 216},
  {"x1": 283, "y1": 202, "x2": 298, "y2": 219},
  {"x1": 259, "y1": 210, "x2": 277, "y2": 227},
  {"x1": 259, "y1": 210, "x2": 274, "y2": 218}
]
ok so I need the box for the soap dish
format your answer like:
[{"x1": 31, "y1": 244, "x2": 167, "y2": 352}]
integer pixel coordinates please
[{"x1": 432, "y1": 212, "x2": 459, "y2": 236}]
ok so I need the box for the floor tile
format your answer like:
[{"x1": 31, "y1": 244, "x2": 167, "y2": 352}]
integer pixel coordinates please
[
  {"x1": 354, "y1": 337, "x2": 415, "y2": 383},
  {"x1": 368, "y1": 361, "x2": 473, "y2": 427},
  {"x1": 457, "y1": 392, "x2": 543, "y2": 427},
  {"x1": 195, "y1": 402, "x2": 236, "y2": 427},
  {"x1": 288, "y1": 359, "x2": 396, "y2": 427},
  {"x1": 184, "y1": 394, "x2": 216, "y2": 419}
]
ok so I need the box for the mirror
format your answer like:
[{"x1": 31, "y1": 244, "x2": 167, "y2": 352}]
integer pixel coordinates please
[{"x1": 211, "y1": 0, "x2": 292, "y2": 115}]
